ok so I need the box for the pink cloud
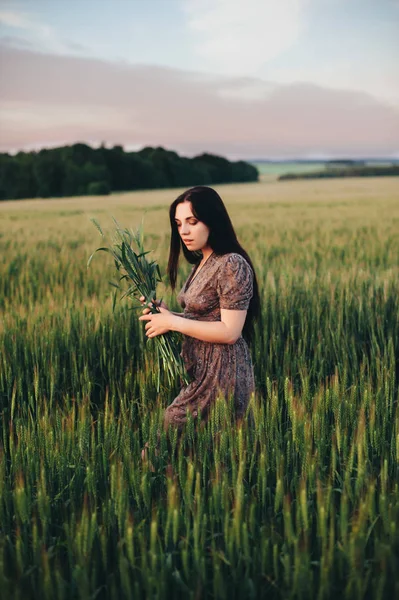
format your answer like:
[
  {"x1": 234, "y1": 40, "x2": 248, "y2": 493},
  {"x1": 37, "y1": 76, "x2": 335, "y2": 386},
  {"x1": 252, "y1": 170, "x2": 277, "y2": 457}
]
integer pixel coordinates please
[{"x1": 0, "y1": 45, "x2": 398, "y2": 158}]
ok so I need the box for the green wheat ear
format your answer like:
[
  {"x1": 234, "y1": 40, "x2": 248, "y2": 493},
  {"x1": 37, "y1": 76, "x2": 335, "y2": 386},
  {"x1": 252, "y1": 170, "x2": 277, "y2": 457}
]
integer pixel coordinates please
[{"x1": 90, "y1": 217, "x2": 104, "y2": 237}]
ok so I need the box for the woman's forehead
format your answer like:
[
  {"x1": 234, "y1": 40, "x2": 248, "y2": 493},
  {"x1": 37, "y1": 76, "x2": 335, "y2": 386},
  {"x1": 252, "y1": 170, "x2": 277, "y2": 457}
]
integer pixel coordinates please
[{"x1": 175, "y1": 201, "x2": 194, "y2": 220}]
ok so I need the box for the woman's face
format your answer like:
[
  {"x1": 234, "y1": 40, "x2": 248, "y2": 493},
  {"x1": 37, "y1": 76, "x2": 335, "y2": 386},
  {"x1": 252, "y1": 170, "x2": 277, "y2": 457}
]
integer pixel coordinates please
[{"x1": 174, "y1": 201, "x2": 211, "y2": 252}]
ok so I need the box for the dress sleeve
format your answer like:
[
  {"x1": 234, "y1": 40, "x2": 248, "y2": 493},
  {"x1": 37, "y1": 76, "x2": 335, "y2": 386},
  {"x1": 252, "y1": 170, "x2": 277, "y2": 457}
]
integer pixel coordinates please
[{"x1": 216, "y1": 254, "x2": 254, "y2": 310}]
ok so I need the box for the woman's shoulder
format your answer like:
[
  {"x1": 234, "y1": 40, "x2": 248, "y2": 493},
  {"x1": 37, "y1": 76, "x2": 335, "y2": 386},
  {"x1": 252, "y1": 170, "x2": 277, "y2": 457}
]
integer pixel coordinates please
[
  {"x1": 215, "y1": 253, "x2": 253, "y2": 284},
  {"x1": 215, "y1": 252, "x2": 254, "y2": 306},
  {"x1": 217, "y1": 252, "x2": 251, "y2": 269}
]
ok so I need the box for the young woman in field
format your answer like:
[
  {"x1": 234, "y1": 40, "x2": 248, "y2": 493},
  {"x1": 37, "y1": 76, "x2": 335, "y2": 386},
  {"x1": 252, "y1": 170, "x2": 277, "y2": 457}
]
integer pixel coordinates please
[{"x1": 139, "y1": 186, "x2": 260, "y2": 460}]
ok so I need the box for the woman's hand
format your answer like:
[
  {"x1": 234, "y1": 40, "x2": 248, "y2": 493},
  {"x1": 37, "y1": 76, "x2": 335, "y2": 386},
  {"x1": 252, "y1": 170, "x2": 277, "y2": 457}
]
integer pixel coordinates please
[
  {"x1": 139, "y1": 295, "x2": 169, "y2": 315},
  {"x1": 139, "y1": 301, "x2": 176, "y2": 338}
]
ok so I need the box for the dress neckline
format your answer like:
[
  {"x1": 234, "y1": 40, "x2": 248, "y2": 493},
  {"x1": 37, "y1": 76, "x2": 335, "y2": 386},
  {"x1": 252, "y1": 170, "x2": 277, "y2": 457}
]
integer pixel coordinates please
[{"x1": 185, "y1": 251, "x2": 215, "y2": 292}]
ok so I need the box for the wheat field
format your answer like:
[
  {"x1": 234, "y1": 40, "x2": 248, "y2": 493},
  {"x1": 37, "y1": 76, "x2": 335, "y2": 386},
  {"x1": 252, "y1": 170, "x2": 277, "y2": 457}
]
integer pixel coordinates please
[{"x1": 0, "y1": 176, "x2": 398, "y2": 599}]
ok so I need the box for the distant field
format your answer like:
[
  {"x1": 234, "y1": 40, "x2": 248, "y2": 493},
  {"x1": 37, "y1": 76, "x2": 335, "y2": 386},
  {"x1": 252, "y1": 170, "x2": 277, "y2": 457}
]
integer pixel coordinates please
[
  {"x1": 251, "y1": 160, "x2": 399, "y2": 180},
  {"x1": 1, "y1": 177, "x2": 398, "y2": 599},
  {"x1": 251, "y1": 161, "x2": 328, "y2": 177}
]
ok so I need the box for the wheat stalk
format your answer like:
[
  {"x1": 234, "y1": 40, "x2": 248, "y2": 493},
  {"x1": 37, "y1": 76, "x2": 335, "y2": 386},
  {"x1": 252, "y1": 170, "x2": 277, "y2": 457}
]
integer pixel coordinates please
[{"x1": 88, "y1": 217, "x2": 190, "y2": 391}]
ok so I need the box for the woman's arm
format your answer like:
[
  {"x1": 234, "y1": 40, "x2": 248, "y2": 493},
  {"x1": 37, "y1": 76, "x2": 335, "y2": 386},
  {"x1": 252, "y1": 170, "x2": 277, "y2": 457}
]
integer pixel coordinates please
[
  {"x1": 139, "y1": 308, "x2": 247, "y2": 345},
  {"x1": 173, "y1": 309, "x2": 247, "y2": 344}
]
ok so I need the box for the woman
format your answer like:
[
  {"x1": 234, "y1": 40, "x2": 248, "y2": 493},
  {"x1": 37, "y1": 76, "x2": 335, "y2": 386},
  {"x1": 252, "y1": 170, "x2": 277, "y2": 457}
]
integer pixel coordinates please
[{"x1": 139, "y1": 186, "x2": 260, "y2": 449}]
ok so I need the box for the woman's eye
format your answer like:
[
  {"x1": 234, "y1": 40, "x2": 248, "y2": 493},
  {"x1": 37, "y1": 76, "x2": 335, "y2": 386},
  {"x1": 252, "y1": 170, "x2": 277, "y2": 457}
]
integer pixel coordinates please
[{"x1": 175, "y1": 220, "x2": 197, "y2": 227}]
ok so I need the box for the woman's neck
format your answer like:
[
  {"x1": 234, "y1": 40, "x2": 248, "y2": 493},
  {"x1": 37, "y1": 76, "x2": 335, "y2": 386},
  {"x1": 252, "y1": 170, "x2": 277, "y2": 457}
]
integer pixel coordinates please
[{"x1": 201, "y1": 246, "x2": 213, "y2": 261}]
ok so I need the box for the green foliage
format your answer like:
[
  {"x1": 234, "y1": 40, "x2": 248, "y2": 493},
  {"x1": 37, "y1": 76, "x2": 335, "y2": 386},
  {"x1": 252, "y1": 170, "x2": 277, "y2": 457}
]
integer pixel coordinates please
[
  {"x1": 192, "y1": 152, "x2": 258, "y2": 184},
  {"x1": 0, "y1": 144, "x2": 259, "y2": 201},
  {"x1": 87, "y1": 180, "x2": 111, "y2": 196}
]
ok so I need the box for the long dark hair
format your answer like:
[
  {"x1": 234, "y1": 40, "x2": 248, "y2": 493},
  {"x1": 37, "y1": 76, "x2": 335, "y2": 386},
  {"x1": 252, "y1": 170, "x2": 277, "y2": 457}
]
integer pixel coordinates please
[{"x1": 167, "y1": 186, "x2": 260, "y2": 345}]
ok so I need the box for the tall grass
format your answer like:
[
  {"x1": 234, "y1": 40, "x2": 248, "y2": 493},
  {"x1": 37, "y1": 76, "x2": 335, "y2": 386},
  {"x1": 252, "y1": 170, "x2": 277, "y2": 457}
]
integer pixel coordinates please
[{"x1": 0, "y1": 178, "x2": 398, "y2": 599}]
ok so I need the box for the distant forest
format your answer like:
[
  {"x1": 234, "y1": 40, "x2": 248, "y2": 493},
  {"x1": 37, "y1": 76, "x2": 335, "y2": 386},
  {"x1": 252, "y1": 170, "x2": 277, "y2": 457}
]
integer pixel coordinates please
[
  {"x1": 279, "y1": 164, "x2": 399, "y2": 181},
  {"x1": 0, "y1": 143, "x2": 259, "y2": 201}
]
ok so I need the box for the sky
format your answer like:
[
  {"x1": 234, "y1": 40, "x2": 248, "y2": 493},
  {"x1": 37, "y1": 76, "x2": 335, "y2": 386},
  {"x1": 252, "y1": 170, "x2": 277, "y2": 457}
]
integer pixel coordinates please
[{"x1": 0, "y1": 0, "x2": 398, "y2": 159}]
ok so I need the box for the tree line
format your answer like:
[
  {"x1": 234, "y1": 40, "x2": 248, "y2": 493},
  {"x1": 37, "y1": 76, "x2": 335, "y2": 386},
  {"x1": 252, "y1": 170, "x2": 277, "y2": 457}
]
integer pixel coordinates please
[
  {"x1": 279, "y1": 164, "x2": 399, "y2": 181},
  {"x1": 0, "y1": 143, "x2": 259, "y2": 201}
]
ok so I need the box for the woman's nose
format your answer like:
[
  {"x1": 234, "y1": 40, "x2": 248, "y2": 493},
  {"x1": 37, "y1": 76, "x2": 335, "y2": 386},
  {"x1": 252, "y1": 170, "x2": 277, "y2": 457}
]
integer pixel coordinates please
[{"x1": 181, "y1": 223, "x2": 190, "y2": 235}]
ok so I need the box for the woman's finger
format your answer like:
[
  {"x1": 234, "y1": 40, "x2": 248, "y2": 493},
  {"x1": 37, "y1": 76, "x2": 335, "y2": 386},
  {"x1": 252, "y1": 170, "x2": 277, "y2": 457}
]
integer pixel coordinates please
[
  {"x1": 139, "y1": 296, "x2": 157, "y2": 308},
  {"x1": 142, "y1": 308, "x2": 151, "y2": 315}
]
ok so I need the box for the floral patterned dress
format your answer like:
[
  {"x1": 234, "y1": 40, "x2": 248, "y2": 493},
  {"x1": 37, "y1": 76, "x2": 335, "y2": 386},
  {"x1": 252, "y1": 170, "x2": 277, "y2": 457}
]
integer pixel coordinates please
[{"x1": 163, "y1": 252, "x2": 255, "y2": 431}]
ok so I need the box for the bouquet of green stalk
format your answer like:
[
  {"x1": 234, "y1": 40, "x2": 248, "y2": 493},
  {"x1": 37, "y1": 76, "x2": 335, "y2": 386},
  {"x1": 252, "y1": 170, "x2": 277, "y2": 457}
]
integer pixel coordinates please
[{"x1": 88, "y1": 218, "x2": 190, "y2": 392}]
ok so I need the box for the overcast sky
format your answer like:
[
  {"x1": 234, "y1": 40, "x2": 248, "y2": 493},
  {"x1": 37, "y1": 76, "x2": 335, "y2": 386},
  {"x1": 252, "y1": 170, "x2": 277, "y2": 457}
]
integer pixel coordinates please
[{"x1": 0, "y1": 0, "x2": 398, "y2": 159}]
